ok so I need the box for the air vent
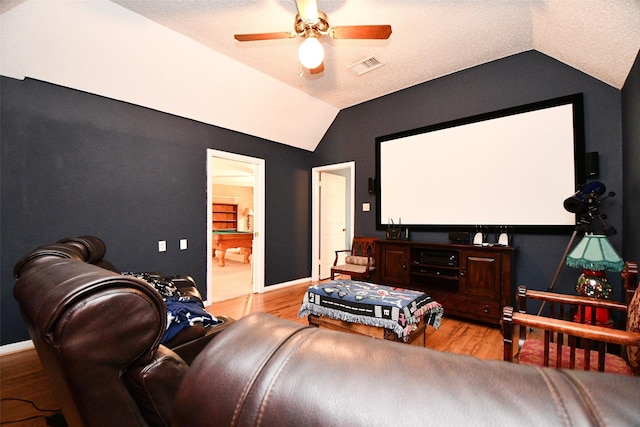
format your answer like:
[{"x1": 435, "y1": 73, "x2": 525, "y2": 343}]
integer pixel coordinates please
[{"x1": 348, "y1": 56, "x2": 384, "y2": 76}]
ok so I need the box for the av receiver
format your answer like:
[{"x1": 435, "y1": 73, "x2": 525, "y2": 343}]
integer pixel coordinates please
[{"x1": 417, "y1": 250, "x2": 459, "y2": 267}]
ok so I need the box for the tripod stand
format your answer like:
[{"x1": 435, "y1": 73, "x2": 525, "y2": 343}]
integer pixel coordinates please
[
  {"x1": 535, "y1": 228, "x2": 581, "y2": 316},
  {"x1": 535, "y1": 190, "x2": 616, "y2": 316}
]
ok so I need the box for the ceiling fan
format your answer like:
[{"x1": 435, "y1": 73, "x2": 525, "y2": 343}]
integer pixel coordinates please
[{"x1": 233, "y1": 0, "x2": 392, "y2": 74}]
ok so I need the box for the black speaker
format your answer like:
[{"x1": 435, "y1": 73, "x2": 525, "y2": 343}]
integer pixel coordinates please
[
  {"x1": 368, "y1": 177, "x2": 375, "y2": 194},
  {"x1": 586, "y1": 152, "x2": 599, "y2": 177}
]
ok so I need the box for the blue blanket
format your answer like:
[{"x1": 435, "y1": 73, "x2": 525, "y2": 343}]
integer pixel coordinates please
[
  {"x1": 298, "y1": 280, "x2": 443, "y2": 340},
  {"x1": 122, "y1": 272, "x2": 219, "y2": 343},
  {"x1": 164, "y1": 296, "x2": 219, "y2": 344}
]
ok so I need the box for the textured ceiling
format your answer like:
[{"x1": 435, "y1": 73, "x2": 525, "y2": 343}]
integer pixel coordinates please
[
  {"x1": 112, "y1": 0, "x2": 640, "y2": 109},
  {"x1": 2, "y1": 1, "x2": 639, "y2": 151}
]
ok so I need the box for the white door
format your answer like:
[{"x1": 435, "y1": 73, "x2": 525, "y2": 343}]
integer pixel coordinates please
[
  {"x1": 319, "y1": 172, "x2": 347, "y2": 279},
  {"x1": 210, "y1": 158, "x2": 254, "y2": 302},
  {"x1": 206, "y1": 149, "x2": 265, "y2": 305},
  {"x1": 311, "y1": 162, "x2": 355, "y2": 282}
]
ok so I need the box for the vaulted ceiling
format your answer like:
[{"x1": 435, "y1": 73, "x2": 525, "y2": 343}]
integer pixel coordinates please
[{"x1": 2, "y1": 0, "x2": 639, "y2": 151}]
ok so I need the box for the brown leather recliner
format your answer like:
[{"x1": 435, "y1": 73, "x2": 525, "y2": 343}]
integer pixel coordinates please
[
  {"x1": 173, "y1": 312, "x2": 640, "y2": 426},
  {"x1": 13, "y1": 236, "x2": 233, "y2": 427}
]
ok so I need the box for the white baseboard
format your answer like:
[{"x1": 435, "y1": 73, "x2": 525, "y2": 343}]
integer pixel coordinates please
[
  {"x1": 259, "y1": 277, "x2": 311, "y2": 293},
  {"x1": 0, "y1": 339, "x2": 34, "y2": 356}
]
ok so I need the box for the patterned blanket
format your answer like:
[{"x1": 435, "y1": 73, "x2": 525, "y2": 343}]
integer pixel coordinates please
[
  {"x1": 298, "y1": 280, "x2": 443, "y2": 341},
  {"x1": 123, "y1": 272, "x2": 220, "y2": 343}
]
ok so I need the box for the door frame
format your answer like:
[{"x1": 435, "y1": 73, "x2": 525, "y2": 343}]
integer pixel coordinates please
[
  {"x1": 311, "y1": 161, "x2": 355, "y2": 281},
  {"x1": 206, "y1": 149, "x2": 265, "y2": 305}
]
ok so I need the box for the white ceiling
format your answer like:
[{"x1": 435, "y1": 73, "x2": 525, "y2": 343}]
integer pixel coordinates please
[
  {"x1": 110, "y1": 0, "x2": 640, "y2": 108},
  {"x1": 211, "y1": 157, "x2": 256, "y2": 188},
  {"x1": 1, "y1": 0, "x2": 639, "y2": 152}
]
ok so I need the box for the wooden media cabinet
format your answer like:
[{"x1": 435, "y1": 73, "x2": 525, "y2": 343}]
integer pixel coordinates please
[{"x1": 375, "y1": 240, "x2": 513, "y2": 325}]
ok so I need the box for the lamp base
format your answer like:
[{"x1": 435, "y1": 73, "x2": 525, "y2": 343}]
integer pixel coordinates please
[
  {"x1": 574, "y1": 269, "x2": 614, "y2": 327},
  {"x1": 575, "y1": 269, "x2": 612, "y2": 299},
  {"x1": 574, "y1": 307, "x2": 611, "y2": 326}
]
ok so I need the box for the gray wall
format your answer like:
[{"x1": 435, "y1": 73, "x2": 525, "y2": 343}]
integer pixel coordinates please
[{"x1": 313, "y1": 51, "x2": 630, "y2": 308}]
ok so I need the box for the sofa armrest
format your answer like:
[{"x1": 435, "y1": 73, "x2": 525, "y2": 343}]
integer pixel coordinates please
[
  {"x1": 504, "y1": 306, "x2": 640, "y2": 347},
  {"x1": 125, "y1": 345, "x2": 189, "y2": 427},
  {"x1": 168, "y1": 315, "x2": 235, "y2": 365},
  {"x1": 170, "y1": 275, "x2": 203, "y2": 300},
  {"x1": 14, "y1": 259, "x2": 169, "y2": 426},
  {"x1": 516, "y1": 285, "x2": 628, "y2": 329},
  {"x1": 503, "y1": 305, "x2": 640, "y2": 374},
  {"x1": 518, "y1": 286, "x2": 628, "y2": 313}
]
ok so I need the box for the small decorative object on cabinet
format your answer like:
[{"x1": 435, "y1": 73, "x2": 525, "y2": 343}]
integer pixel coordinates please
[{"x1": 375, "y1": 240, "x2": 513, "y2": 325}]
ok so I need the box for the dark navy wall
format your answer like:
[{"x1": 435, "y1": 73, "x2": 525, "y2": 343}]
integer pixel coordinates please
[
  {"x1": 1, "y1": 77, "x2": 313, "y2": 345},
  {"x1": 313, "y1": 51, "x2": 628, "y2": 307},
  {"x1": 621, "y1": 50, "x2": 640, "y2": 264},
  {"x1": 2, "y1": 49, "x2": 637, "y2": 346}
]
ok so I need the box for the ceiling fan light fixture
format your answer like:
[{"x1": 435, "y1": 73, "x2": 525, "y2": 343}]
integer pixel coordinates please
[
  {"x1": 234, "y1": 6, "x2": 391, "y2": 75},
  {"x1": 301, "y1": 10, "x2": 319, "y2": 26},
  {"x1": 298, "y1": 36, "x2": 324, "y2": 69}
]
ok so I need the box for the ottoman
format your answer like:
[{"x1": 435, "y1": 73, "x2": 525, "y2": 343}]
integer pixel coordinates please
[{"x1": 298, "y1": 280, "x2": 443, "y2": 346}]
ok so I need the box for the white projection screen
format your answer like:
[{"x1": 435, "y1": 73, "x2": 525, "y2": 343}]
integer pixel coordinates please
[{"x1": 375, "y1": 94, "x2": 585, "y2": 232}]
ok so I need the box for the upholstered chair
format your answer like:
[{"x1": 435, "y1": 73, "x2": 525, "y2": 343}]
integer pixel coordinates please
[{"x1": 331, "y1": 236, "x2": 378, "y2": 280}]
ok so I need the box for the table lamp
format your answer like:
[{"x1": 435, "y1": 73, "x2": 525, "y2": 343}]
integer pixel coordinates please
[
  {"x1": 566, "y1": 233, "x2": 624, "y2": 324},
  {"x1": 243, "y1": 208, "x2": 254, "y2": 230}
]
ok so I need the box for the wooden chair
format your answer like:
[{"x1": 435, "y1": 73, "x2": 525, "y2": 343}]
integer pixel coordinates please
[
  {"x1": 331, "y1": 237, "x2": 378, "y2": 281},
  {"x1": 503, "y1": 261, "x2": 640, "y2": 375}
]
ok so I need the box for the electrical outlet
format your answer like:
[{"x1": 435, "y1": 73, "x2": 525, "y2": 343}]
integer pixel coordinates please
[
  {"x1": 363, "y1": 203, "x2": 370, "y2": 212},
  {"x1": 180, "y1": 239, "x2": 187, "y2": 250},
  {"x1": 158, "y1": 240, "x2": 166, "y2": 252}
]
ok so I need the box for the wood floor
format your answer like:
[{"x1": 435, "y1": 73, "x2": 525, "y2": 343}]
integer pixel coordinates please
[
  {"x1": 213, "y1": 282, "x2": 507, "y2": 359},
  {"x1": 1, "y1": 281, "x2": 507, "y2": 426}
]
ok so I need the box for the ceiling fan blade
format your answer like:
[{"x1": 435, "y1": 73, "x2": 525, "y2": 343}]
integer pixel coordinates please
[
  {"x1": 328, "y1": 25, "x2": 392, "y2": 39},
  {"x1": 295, "y1": 0, "x2": 319, "y2": 25},
  {"x1": 234, "y1": 32, "x2": 296, "y2": 42},
  {"x1": 309, "y1": 61, "x2": 324, "y2": 74}
]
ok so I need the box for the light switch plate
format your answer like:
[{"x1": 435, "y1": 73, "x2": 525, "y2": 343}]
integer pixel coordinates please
[
  {"x1": 180, "y1": 239, "x2": 188, "y2": 250},
  {"x1": 158, "y1": 240, "x2": 167, "y2": 252},
  {"x1": 363, "y1": 203, "x2": 370, "y2": 212}
]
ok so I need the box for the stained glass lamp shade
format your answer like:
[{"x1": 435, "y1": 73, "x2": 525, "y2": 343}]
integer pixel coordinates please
[{"x1": 566, "y1": 234, "x2": 624, "y2": 299}]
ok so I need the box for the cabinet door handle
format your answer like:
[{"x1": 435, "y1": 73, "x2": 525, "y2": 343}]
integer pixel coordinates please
[
  {"x1": 402, "y1": 263, "x2": 407, "y2": 271},
  {"x1": 484, "y1": 305, "x2": 489, "y2": 313},
  {"x1": 460, "y1": 269, "x2": 466, "y2": 277}
]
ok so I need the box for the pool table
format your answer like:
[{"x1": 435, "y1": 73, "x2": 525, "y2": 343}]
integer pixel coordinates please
[{"x1": 212, "y1": 230, "x2": 253, "y2": 267}]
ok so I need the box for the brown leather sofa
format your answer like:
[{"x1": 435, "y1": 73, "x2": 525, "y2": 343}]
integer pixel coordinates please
[
  {"x1": 173, "y1": 312, "x2": 640, "y2": 427},
  {"x1": 13, "y1": 236, "x2": 233, "y2": 427}
]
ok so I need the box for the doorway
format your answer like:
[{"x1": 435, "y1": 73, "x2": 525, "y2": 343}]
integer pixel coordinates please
[
  {"x1": 206, "y1": 149, "x2": 265, "y2": 305},
  {"x1": 311, "y1": 162, "x2": 355, "y2": 281}
]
